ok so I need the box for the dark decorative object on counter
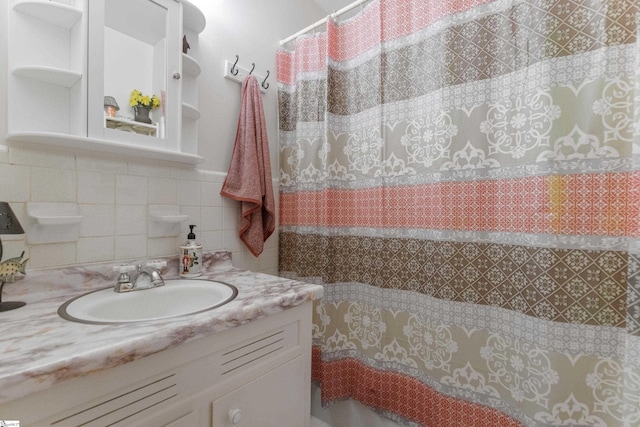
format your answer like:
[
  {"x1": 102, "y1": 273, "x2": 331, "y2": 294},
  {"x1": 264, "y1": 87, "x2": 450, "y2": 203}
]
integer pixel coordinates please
[{"x1": 0, "y1": 202, "x2": 28, "y2": 312}]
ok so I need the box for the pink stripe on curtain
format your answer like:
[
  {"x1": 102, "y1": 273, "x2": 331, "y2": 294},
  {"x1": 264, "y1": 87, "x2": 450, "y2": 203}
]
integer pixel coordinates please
[{"x1": 280, "y1": 172, "x2": 636, "y2": 237}]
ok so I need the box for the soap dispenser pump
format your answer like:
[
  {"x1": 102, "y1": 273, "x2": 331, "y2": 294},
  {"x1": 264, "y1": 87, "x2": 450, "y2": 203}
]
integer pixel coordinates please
[{"x1": 180, "y1": 225, "x2": 202, "y2": 278}]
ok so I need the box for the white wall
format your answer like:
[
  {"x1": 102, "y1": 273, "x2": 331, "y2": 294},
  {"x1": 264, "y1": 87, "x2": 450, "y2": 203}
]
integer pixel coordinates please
[
  {"x1": 192, "y1": 0, "x2": 325, "y2": 175},
  {"x1": 0, "y1": 0, "x2": 325, "y2": 274}
]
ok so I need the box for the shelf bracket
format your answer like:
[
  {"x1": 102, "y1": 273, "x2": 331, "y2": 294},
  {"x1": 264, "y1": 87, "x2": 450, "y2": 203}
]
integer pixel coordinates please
[{"x1": 26, "y1": 203, "x2": 83, "y2": 244}]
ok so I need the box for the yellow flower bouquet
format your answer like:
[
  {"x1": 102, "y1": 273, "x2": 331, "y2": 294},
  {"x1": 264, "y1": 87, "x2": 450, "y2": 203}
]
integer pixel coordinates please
[
  {"x1": 129, "y1": 89, "x2": 160, "y2": 124},
  {"x1": 129, "y1": 89, "x2": 161, "y2": 110}
]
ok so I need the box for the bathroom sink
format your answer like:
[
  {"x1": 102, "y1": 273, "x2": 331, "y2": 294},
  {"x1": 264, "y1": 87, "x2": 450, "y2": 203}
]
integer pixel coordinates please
[{"x1": 58, "y1": 279, "x2": 238, "y2": 324}]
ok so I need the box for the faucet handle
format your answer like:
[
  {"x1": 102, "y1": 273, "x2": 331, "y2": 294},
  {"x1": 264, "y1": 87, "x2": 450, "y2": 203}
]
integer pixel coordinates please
[
  {"x1": 113, "y1": 264, "x2": 136, "y2": 293},
  {"x1": 146, "y1": 260, "x2": 167, "y2": 270}
]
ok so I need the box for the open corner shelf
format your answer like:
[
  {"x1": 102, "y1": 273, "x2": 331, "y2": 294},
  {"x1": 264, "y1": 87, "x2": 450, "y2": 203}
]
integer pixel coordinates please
[
  {"x1": 13, "y1": 0, "x2": 82, "y2": 28},
  {"x1": 182, "y1": 103, "x2": 201, "y2": 120},
  {"x1": 182, "y1": 1, "x2": 206, "y2": 33},
  {"x1": 12, "y1": 66, "x2": 82, "y2": 88},
  {"x1": 182, "y1": 54, "x2": 202, "y2": 77}
]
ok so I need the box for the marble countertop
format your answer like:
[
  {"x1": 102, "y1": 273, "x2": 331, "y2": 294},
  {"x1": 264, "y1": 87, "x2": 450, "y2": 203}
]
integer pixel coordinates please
[{"x1": 0, "y1": 252, "x2": 323, "y2": 405}]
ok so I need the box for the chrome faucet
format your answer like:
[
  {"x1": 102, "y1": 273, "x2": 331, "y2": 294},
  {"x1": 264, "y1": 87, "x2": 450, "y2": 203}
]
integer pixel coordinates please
[{"x1": 113, "y1": 261, "x2": 167, "y2": 293}]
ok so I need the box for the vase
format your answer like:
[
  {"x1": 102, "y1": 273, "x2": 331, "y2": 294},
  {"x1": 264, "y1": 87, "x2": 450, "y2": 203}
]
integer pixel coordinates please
[{"x1": 133, "y1": 106, "x2": 152, "y2": 124}]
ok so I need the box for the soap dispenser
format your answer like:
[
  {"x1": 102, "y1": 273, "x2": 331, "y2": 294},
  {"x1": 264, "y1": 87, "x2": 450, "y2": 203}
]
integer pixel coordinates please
[{"x1": 180, "y1": 225, "x2": 202, "y2": 278}]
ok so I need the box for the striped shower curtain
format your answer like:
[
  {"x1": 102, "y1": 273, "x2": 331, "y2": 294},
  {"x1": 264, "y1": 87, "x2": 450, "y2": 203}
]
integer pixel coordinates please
[{"x1": 277, "y1": 0, "x2": 640, "y2": 425}]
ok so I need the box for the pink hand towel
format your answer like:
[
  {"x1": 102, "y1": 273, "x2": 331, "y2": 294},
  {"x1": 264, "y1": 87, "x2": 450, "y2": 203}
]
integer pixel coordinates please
[{"x1": 220, "y1": 75, "x2": 275, "y2": 257}]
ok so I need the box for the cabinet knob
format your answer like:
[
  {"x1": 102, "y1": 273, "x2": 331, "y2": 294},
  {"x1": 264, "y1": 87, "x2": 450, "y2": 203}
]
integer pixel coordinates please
[
  {"x1": 172, "y1": 72, "x2": 181, "y2": 80},
  {"x1": 228, "y1": 408, "x2": 242, "y2": 424}
]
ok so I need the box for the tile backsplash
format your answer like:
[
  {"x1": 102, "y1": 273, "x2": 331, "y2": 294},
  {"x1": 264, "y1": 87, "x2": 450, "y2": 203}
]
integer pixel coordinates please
[{"x1": 0, "y1": 146, "x2": 279, "y2": 275}]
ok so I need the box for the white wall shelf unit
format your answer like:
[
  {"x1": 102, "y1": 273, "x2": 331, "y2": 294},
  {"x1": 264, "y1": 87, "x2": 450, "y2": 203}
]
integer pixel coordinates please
[
  {"x1": 7, "y1": 0, "x2": 206, "y2": 165},
  {"x1": 179, "y1": 4, "x2": 204, "y2": 155},
  {"x1": 8, "y1": 0, "x2": 86, "y2": 139}
]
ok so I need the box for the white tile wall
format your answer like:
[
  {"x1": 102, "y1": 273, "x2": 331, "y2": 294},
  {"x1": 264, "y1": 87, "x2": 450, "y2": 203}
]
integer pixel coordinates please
[
  {"x1": 78, "y1": 171, "x2": 116, "y2": 204},
  {"x1": 80, "y1": 204, "x2": 116, "y2": 237},
  {"x1": 1, "y1": 147, "x2": 279, "y2": 274},
  {"x1": 177, "y1": 180, "x2": 202, "y2": 206},
  {"x1": 115, "y1": 175, "x2": 148, "y2": 205},
  {"x1": 77, "y1": 236, "x2": 115, "y2": 263},
  {"x1": 0, "y1": 164, "x2": 29, "y2": 202},
  {"x1": 115, "y1": 235, "x2": 147, "y2": 260},
  {"x1": 148, "y1": 177, "x2": 178, "y2": 204},
  {"x1": 31, "y1": 167, "x2": 76, "y2": 202},
  {"x1": 115, "y1": 205, "x2": 146, "y2": 236}
]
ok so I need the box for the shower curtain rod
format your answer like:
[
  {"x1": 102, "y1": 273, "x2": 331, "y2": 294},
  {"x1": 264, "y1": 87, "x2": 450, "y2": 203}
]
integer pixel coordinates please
[{"x1": 279, "y1": 0, "x2": 370, "y2": 46}]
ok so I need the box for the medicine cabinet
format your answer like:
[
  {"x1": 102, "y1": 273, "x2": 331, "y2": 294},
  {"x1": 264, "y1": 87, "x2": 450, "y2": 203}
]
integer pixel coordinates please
[{"x1": 7, "y1": 0, "x2": 205, "y2": 164}]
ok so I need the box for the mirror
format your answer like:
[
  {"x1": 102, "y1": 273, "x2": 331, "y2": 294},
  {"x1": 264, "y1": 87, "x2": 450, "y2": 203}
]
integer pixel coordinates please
[{"x1": 103, "y1": 0, "x2": 168, "y2": 139}]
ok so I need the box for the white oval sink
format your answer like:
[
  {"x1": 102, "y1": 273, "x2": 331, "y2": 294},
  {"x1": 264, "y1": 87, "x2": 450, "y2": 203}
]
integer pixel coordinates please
[{"x1": 58, "y1": 279, "x2": 238, "y2": 324}]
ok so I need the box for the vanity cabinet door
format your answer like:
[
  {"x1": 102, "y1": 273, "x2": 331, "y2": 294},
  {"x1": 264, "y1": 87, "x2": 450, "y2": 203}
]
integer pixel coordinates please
[{"x1": 211, "y1": 356, "x2": 309, "y2": 427}]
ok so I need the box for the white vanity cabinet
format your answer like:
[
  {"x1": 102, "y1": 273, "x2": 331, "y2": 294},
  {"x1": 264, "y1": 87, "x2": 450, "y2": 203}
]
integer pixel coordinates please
[
  {"x1": 6, "y1": 0, "x2": 205, "y2": 164},
  {"x1": 3, "y1": 303, "x2": 313, "y2": 427}
]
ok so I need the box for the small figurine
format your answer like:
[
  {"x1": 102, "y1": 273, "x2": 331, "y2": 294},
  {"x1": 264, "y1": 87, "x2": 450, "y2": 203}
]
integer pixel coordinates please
[
  {"x1": 183, "y1": 35, "x2": 190, "y2": 54},
  {"x1": 0, "y1": 251, "x2": 28, "y2": 282}
]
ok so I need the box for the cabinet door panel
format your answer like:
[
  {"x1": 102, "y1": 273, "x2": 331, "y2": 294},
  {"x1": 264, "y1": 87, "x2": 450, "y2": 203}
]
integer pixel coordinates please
[
  {"x1": 212, "y1": 356, "x2": 309, "y2": 427},
  {"x1": 87, "y1": 0, "x2": 180, "y2": 148}
]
